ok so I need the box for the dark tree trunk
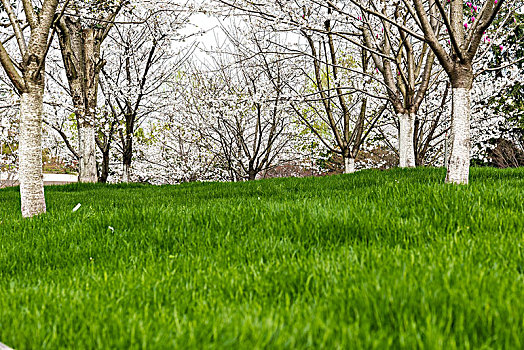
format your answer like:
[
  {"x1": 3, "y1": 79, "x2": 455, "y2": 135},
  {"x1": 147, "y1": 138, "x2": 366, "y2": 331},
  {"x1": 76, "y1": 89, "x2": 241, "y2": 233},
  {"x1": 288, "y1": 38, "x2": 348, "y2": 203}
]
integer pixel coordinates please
[
  {"x1": 99, "y1": 150, "x2": 110, "y2": 183},
  {"x1": 122, "y1": 138, "x2": 133, "y2": 182},
  {"x1": 247, "y1": 169, "x2": 257, "y2": 181}
]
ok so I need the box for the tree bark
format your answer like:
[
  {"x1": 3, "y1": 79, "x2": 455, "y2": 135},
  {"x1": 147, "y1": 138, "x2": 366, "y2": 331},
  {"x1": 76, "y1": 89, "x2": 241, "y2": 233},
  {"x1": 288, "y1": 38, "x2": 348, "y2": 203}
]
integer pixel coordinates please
[
  {"x1": 19, "y1": 78, "x2": 46, "y2": 217},
  {"x1": 344, "y1": 156, "x2": 356, "y2": 174},
  {"x1": 80, "y1": 28, "x2": 101, "y2": 183},
  {"x1": 122, "y1": 163, "x2": 131, "y2": 183},
  {"x1": 78, "y1": 123, "x2": 97, "y2": 182},
  {"x1": 121, "y1": 137, "x2": 132, "y2": 182},
  {"x1": 99, "y1": 148, "x2": 110, "y2": 183},
  {"x1": 247, "y1": 169, "x2": 257, "y2": 181},
  {"x1": 446, "y1": 88, "x2": 471, "y2": 184},
  {"x1": 122, "y1": 140, "x2": 131, "y2": 182},
  {"x1": 398, "y1": 113, "x2": 416, "y2": 168},
  {"x1": 58, "y1": 20, "x2": 102, "y2": 183}
]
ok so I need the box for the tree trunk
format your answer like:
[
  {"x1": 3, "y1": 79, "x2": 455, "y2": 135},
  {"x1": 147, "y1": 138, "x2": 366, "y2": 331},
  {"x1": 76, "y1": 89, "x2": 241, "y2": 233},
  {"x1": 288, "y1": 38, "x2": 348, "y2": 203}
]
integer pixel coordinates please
[
  {"x1": 398, "y1": 113, "x2": 416, "y2": 168},
  {"x1": 78, "y1": 122, "x2": 97, "y2": 183},
  {"x1": 122, "y1": 163, "x2": 130, "y2": 183},
  {"x1": 58, "y1": 20, "x2": 101, "y2": 183},
  {"x1": 344, "y1": 156, "x2": 356, "y2": 174},
  {"x1": 446, "y1": 88, "x2": 471, "y2": 184},
  {"x1": 81, "y1": 28, "x2": 101, "y2": 183},
  {"x1": 99, "y1": 149, "x2": 110, "y2": 183},
  {"x1": 247, "y1": 169, "x2": 256, "y2": 181},
  {"x1": 19, "y1": 80, "x2": 46, "y2": 218},
  {"x1": 121, "y1": 138, "x2": 132, "y2": 182}
]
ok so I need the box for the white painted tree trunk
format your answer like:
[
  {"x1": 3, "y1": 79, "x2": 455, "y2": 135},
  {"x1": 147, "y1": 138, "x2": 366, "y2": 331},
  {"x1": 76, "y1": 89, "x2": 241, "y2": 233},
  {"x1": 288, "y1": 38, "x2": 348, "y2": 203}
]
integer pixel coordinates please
[
  {"x1": 344, "y1": 157, "x2": 356, "y2": 174},
  {"x1": 446, "y1": 88, "x2": 471, "y2": 184},
  {"x1": 78, "y1": 124, "x2": 97, "y2": 183},
  {"x1": 19, "y1": 84, "x2": 46, "y2": 217},
  {"x1": 122, "y1": 164, "x2": 130, "y2": 183},
  {"x1": 398, "y1": 113, "x2": 416, "y2": 168}
]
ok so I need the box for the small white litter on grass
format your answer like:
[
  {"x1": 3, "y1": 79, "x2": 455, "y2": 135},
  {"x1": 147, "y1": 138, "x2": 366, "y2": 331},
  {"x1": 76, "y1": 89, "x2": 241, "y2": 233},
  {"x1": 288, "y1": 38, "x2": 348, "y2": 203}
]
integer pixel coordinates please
[
  {"x1": 72, "y1": 203, "x2": 82, "y2": 212},
  {"x1": 108, "y1": 226, "x2": 114, "y2": 232},
  {"x1": 0, "y1": 341, "x2": 14, "y2": 350}
]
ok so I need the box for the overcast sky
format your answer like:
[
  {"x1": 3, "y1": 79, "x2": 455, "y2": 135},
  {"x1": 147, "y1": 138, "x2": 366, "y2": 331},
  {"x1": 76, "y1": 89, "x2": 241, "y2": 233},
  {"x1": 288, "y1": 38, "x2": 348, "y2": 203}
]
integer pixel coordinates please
[{"x1": 176, "y1": 13, "x2": 225, "y2": 59}]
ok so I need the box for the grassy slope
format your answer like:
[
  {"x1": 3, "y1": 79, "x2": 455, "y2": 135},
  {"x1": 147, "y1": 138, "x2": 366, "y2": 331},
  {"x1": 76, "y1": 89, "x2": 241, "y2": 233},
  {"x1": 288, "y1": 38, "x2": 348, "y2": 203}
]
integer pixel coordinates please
[{"x1": 0, "y1": 167, "x2": 523, "y2": 349}]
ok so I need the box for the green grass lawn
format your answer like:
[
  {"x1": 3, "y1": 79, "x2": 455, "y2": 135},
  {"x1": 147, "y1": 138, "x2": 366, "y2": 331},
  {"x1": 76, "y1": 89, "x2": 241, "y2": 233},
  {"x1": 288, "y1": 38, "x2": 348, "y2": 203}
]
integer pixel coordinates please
[{"x1": 1, "y1": 167, "x2": 523, "y2": 349}]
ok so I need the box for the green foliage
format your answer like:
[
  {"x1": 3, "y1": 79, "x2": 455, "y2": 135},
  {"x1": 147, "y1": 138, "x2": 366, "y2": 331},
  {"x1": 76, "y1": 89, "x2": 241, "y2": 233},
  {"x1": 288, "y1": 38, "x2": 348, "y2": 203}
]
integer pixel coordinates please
[
  {"x1": 489, "y1": 13, "x2": 524, "y2": 128},
  {"x1": 134, "y1": 127, "x2": 156, "y2": 146},
  {"x1": 1, "y1": 168, "x2": 524, "y2": 349},
  {"x1": 509, "y1": 13, "x2": 524, "y2": 63},
  {"x1": 491, "y1": 82, "x2": 524, "y2": 127},
  {"x1": 0, "y1": 142, "x2": 16, "y2": 156}
]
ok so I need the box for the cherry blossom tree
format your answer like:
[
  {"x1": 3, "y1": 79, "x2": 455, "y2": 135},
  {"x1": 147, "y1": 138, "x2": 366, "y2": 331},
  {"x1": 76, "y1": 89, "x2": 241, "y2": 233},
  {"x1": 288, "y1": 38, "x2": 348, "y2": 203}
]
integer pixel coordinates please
[
  {"x1": 56, "y1": 0, "x2": 125, "y2": 183},
  {"x1": 213, "y1": 0, "x2": 450, "y2": 170},
  {"x1": 294, "y1": 24, "x2": 387, "y2": 173},
  {"x1": 409, "y1": 0, "x2": 518, "y2": 183},
  {"x1": 0, "y1": 0, "x2": 64, "y2": 217},
  {"x1": 100, "y1": 4, "x2": 195, "y2": 182},
  {"x1": 357, "y1": 7, "x2": 438, "y2": 168},
  {"x1": 174, "y1": 26, "x2": 306, "y2": 181},
  {"x1": 471, "y1": 9, "x2": 523, "y2": 166}
]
